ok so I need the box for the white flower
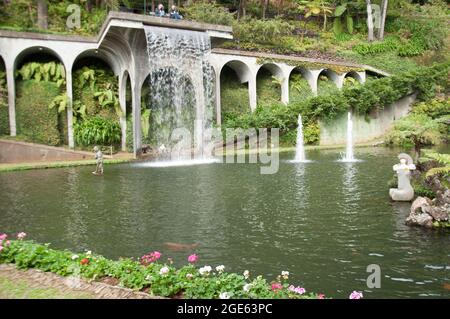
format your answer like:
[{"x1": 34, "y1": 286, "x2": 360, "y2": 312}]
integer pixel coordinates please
[
  {"x1": 86, "y1": 250, "x2": 92, "y2": 256},
  {"x1": 145, "y1": 275, "x2": 154, "y2": 281},
  {"x1": 243, "y1": 283, "x2": 252, "y2": 292},
  {"x1": 159, "y1": 266, "x2": 170, "y2": 276},
  {"x1": 216, "y1": 265, "x2": 225, "y2": 273},
  {"x1": 281, "y1": 271, "x2": 289, "y2": 279},
  {"x1": 186, "y1": 273, "x2": 193, "y2": 280},
  {"x1": 71, "y1": 254, "x2": 79, "y2": 260},
  {"x1": 199, "y1": 265, "x2": 212, "y2": 276},
  {"x1": 219, "y1": 292, "x2": 231, "y2": 299},
  {"x1": 243, "y1": 270, "x2": 250, "y2": 279}
]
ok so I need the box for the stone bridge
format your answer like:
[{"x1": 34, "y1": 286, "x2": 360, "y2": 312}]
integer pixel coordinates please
[{"x1": 0, "y1": 12, "x2": 387, "y2": 156}]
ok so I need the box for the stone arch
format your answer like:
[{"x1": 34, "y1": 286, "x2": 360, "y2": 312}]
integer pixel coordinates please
[
  {"x1": 13, "y1": 46, "x2": 67, "y2": 146},
  {"x1": 256, "y1": 63, "x2": 283, "y2": 105},
  {"x1": 14, "y1": 46, "x2": 65, "y2": 71},
  {"x1": 219, "y1": 60, "x2": 252, "y2": 122},
  {"x1": 288, "y1": 67, "x2": 314, "y2": 102},
  {"x1": 343, "y1": 71, "x2": 364, "y2": 87},
  {"x1": 316, "y1": 69, "x2": 340, "y2": 95}
]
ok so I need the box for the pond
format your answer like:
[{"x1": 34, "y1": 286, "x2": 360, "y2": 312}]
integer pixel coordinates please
[{"x1": 0, "y1": 147, "x2": 449, "y2": 298}]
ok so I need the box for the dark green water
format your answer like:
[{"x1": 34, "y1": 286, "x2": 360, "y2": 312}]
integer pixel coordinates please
[{"x1": 0, "y1": 147, "x2": 449, "y2": 298}]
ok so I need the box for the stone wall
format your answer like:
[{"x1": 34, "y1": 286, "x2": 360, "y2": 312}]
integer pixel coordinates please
[
  {"x1": 0, "y1": 139, "x2": 91, "y2": 163},
  {"x1": 319, "y1": 93, "x2": 417, "y2": 145}
]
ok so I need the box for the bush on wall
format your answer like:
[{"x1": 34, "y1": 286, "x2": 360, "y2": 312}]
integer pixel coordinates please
[
  {"x1": 15, "y1": 80, "x2": 62, "y2": 146},
  {"x1": 224, "y1": 62, "x2": 450, "y2": 146},
  {"x1": 0, "y1": 71, "x2": 8, "y2": 135}
]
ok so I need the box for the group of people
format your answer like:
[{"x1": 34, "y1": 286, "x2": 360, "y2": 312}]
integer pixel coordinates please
[{"x1": 153, "y1": 4, "x2": 183, "y2": 20}]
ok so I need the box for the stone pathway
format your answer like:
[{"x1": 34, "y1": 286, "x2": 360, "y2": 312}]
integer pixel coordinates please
[{"x1": 0, "y1": 264, "x2": 159, "y2": 299}]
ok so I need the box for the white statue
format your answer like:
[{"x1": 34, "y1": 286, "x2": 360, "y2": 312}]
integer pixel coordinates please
[{"x1": 389, "y1": 153, "x2": 416, "y2": 201}]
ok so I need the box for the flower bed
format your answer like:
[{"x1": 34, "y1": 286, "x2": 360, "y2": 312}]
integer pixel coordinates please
[{"x1": 0, "y1": 232, "x2": 363, "y2": 299}]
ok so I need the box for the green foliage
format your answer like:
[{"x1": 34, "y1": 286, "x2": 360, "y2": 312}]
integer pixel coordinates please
[
  {"x1": 353, "y1": 18, "x2": 448, "y2": 57},
  {"x1": 233, "y1": 17, "x2": 295, "y2": 45},
  {"x1": 0, "y1": 70, "x2": 8, "y2": 135},
  {"x1": 16, "y1": 80, "x2": 62, "y2": 146},
  {"x1": 385, "y1": 114, "x2": 444, "y2": 148},
  {"x1": 16, "y1": 62, "x2": 66, "y2": 87},
  {"x1": 0, "y1": 238, "x2": 323, "y2": 299},
  {"x1": 220, "y1": 67, "x2": 251, "y2": 123},
  {"x1": 74, "y1": 117, "x2": 121, "y2": 146},
  {"x1": 182, "y1": 1, "x2": 235, "y2": 26},
  {"x1": 412, "y1": 97, "x2": 450, "y2": 119},
  {"x1": 289, "y1": 73, "x2": 314, "y2": 103},
  {"x1": 73, "y1": 65, "x2": 121, "y2": 122},
  {"x1": 0, "y1": 0, "x2": 108, "y2": 35}
]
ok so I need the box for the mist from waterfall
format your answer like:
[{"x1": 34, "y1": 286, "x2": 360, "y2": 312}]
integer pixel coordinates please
[{"x1": 143, "y1": 26, "x2": 215, "y2": 163}]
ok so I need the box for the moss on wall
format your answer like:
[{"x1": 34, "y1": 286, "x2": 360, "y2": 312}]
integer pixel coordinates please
[
  {"x1": 256, "y1": 68, "x2": 281, "y2": 107},
  {"x1": 16, "y1": 80, "x2": 62, "y2": 146},
  {"x1": 220, "y1": 67, "x2": 251, "y2": 122},
  {"x1": 0, "y1": 71, "x2": 8, "y2": 135}
]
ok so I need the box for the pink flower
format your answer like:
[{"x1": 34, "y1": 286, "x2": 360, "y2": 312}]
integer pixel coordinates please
[
  {"x1": 0, "y1": 245, "x2": 3, "y2": 252},
  {"x1": 288, "y1": 285, "x2": 306, "y2": 295},
  {"x1": 0, "y1": 234, "x2": 7, "y2": 241},
  {"x1": 17, "y1": 232, "x2": 26, "y2": 240},
  {"x1": 5, "y1": 240, "x2": 10, "y2": 247},
  {"x1": 140, "y1": 251, "x2": 162, "y2": 266},
  {"x1": 188, "y1": 254, "x2": 198, "y2": 263},
  {"x1": 318, "y1": 293, "x2": 325, "y2": 299},
  {"x1": 271, "y1": 283, "x2": 282, "y2": 291},
  {"x1": 349, "y1": 291, "x2": 363, "y2": 299}
]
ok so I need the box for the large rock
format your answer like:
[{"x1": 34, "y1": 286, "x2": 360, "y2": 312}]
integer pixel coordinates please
[
  {"x1": 406, "y1": 195, "x2": 450, "y2": 228},
  {"x1": 406, "y1": 196, "x2": 434, "y2": 228}
]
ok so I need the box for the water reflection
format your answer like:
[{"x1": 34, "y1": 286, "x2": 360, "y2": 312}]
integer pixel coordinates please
[{"x1": 1, "y1": 148, "x2": 449, "y2": 298}]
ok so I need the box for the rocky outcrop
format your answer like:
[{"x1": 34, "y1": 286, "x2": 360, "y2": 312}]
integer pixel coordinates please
[{"x1": 406, "y1": 190, "x2": 450, "y2": 228}]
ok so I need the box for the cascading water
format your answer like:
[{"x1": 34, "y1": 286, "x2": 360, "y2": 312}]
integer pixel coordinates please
[
  {"x1": 143, "y1": 26, "x2": 216, "y2": 163},
  {"x1": 340, "y1": 111, "x2": 357, "y2": 162},
  {"x1": 292, "y1": 114, "x2": 309, "y2": 163}
]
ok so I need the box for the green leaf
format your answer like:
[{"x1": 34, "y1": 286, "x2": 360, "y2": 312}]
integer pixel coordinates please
[{"x1": 334, "y1": 4, "x2": 347, "y2": 17}]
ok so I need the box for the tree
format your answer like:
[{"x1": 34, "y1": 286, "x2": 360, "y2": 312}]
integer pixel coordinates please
[
  {"x1": 365, "y1": 0, "x2": 374, "y2": 41},
  {"x1": 238, "y1": 0, "x2": 247, "y2": 19},
  {"x1": 261, "y1": 0, "x2": 269, "y2": 19},
  {"x1": 37, "y1": 0, "x2": 48, "y2": 29},
  {"x1": 378, "y1": 0, "x2": 388, "y2": 40},
  {"x1": 298, "y1": 0, "x2": 333, "y2": 31}
]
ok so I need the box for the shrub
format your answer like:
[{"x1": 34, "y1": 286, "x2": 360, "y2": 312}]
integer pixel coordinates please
[
  {"x1": 233, "y1": 17, "x2": 295, "y2": 45},
  {"x1": 0, "y1": 71, "x2": 8, "y2": 135},
  {"x1": 15, "y1": 80, "x2": 62, "y2": 146},
  {"x1": 385, "y1": 114, "x2": 444, "y2": 148},
  {"x1": 0, "y1": 237, "x2": 324, "y2": 299},
  {"x1": 182, "y1": 1, "x2": 235, "y2": 26},
  {"x1": 74, "y1": 117, "x2": 121, "y2": 146},
  {"x1": 224, "y1": 62, "x2": 450, "y2": 146}
]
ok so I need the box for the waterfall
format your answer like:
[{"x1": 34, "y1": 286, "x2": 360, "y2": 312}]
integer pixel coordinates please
[
  {"x1": 294, "y1": 114, "x2": 307, "y2": 162},
  {"x1": 340, "y1": 111, "x2": 357, "y2": 162},
  {"x1": 143, "y1": 26, "x2": 215, "y2": 162}
]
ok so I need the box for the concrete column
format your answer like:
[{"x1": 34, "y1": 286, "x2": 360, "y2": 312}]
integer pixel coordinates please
[
  {"x1": 357, "y1": 71, "x2": 366, "y2": 84},
  {"x1": 281, "y1": 77, "x2": 289, "y2": 105},
  {"x1": 278, "y1": 64, "x2": 294, "y2": 105},
  {"x1": 118, "y1": 73, "x2": 127, "y2": 152},
  {"x1": 66, "y1": 68, "x2": 74, "y2": 148},
  {"x1": 309, "y1": 70, "x2": 321, "y2": 96},
  {"x1": 248, "y1": 76, "x2": 257, "y2": 112},
  {"x1": 336, "y1": 74, "x2": 346, "y2": 89},
  {"x1": 5, "y1": 64, "x2": 16, "y2": 136},
  {"x1": 132, "y1": 79, "x2": 142, "y2": 158},
  {"x1": 215, "y1": 68, "x2": 221, "y2": 126}
]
